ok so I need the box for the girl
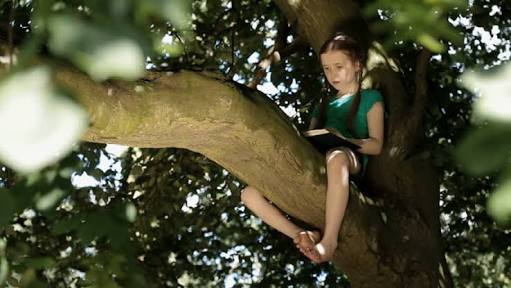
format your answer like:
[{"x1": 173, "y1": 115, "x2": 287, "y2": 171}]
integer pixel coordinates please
[{"x1": 240, "y1": 32, "x2": 384, "y2": 264}]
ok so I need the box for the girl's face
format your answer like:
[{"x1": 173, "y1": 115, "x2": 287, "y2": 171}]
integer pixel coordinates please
[{"x1": 320, "y1": 50, "x2": 360, "y2": 93}]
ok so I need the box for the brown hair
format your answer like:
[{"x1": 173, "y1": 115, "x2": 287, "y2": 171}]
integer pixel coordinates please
[{"x1": 317, "y1": 32, "x2": 366, "y2": 136}]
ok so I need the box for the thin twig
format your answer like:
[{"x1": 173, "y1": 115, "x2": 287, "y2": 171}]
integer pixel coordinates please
[
  {"x1": 228, "y1": 0, "x2": 236, "y2": 79},
  {"x1": 247, "y1": 20, "x2": 306, "y2": 89},
  {"x1": 171, "y1": 30, "x2": 190, "y2": 64},
  {"x1": 8, "y1": 0, "x2": 15, "y2": 69}
]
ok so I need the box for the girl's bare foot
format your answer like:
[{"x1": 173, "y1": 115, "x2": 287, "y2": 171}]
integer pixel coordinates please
[
  {"x1": 312, "y1": 240, "x2": 338, "y2": 263},
  {"x1": 293, "y1": 230, "x2": 321, "y2": 260}
]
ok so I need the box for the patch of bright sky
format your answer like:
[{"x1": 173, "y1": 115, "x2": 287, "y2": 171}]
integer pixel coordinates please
[
  {"x1": 256, "y1": 72, "x2": 299, "y2": 118},
  {"x1": 222, "y1": 245, "x2": 262, "y2": 287},
  {"x1": 448, "y1": 7, "x2": 510, "y2": 63},
  {"x1": 221, "y1": 0, "x2": 232, "y2": 9},
  {"x1": 71, "y1": 144, "x2": 128, "y2": 188},
  {"x1": 316, "y1": 271, "x2": 328, "y2": 285},
  {"x1": 181, "y1": 190, "x2": 203, "y2": 213},
  {"x1": 162, "y1": 33, "x2": 173, "y2": 44},
  {"x1": 472, "y1": 26, "x2": 503, "y2": 52},
  {"x1": 245, "y1": 17, "x2": 301, "y2": 119},
  {"x1": 247, "y1": 52, "x2": 259, "y2": 64},
  {"x1": 251, "y1": 19, "x2": 260, "y2": 30},
  {"x1": 264, "y1": 37, "x2": 275, "y2": 48}
]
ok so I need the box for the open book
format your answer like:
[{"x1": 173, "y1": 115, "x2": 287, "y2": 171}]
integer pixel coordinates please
[{"x1": 303, "y1": 128, "x2": 361, "y2": 153}]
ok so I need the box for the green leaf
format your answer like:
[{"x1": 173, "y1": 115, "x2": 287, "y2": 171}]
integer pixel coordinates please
[
  {"x1": 461, "y1": 63, "x2": 511, "y2": 123},
  {"x1": 138, "y1": 0, "x2": 192, "y2": 30},
  {"x1": 48, "y1": 15, "x2": 146, "y2": 81},
  {"x1": 487, "y1": 177, "x2": 511, "y2": 226},
  {"x1": 156, "y1": 39, "x2": 185, "y2": 57},
  {"x1": 0, "y1": 189, "x2": 16, "y2": 228},
  {"x1": 125, "y1": 202, "x2": 137, "y2": 222},
  {"x1": 69, "y1": 209, "x2": 130, "y2": 248},
  {"x1": 52, "y1": 215, "x2": 82, "y2": 235},
  {"x1": 89, "y1": 168, "x2": 104, "y2": 181},
  {"x1": 35, "y1": 188, "x2": 65, "y2": 211},
  {"x1": 0, "y1": 239, "x2": 7, "y2": 285},
  {"x1": 0, "y1": 66, "x2": 88, "y2": 173},
  {"x1": 87, "y1": 268, "x2": 119, "y2": 288},
  {"x1": 417, "y1": 33, "x2": 445, "y2": 53},
  {"x1": 23, "y1": 257, "x2": 56, "y2": 270},
  {"x1": 454, "y1": 123, "x2": 511, "y2": 175},
  {"x1": 0, "y1": 258, "x2": 7, "y2": 286}
]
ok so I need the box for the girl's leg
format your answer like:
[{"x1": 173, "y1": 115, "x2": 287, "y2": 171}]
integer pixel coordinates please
[
  {"x1": 240, "y1": 186, "x2": 303, "y2": 239},
  {"x1": 306, "y1": 148, "x2": 359, "y2": 263}
]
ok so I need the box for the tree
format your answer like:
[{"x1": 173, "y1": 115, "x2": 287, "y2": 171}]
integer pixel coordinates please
[{"x1": 0, "y1": 0, "x2": 509, "y2": 287}]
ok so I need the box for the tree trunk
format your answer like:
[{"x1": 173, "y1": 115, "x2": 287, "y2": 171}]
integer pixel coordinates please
[{"x1": 272, "y1": 0, "x2": 449, "y2": 287}]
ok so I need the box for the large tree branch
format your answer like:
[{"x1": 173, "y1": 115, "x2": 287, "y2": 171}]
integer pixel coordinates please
[{"x1": 48, "y1": 66, "x2": 404, "y2": 287}]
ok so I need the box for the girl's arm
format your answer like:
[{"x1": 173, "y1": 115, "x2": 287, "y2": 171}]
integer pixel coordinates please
[{"x1": 349, "y1": 102, "x2": 384, "y2": 155}]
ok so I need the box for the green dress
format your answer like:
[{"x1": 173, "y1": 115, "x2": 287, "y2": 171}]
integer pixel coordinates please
[{"x1": 311, "y1": 89, "x2": 384, "y2": 175}]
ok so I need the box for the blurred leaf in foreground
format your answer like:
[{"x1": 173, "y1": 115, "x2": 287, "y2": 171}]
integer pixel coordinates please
[
  {"x1": 48, "y1": 15, "x2": 146, "y2": 81},
  {"x1": 487, "y1": 175, "x2": 511, "y2": 226},
  {"x1": 0, "y1": 238, "x2": 7, "y2": 285},
  {"x1": 462, "y1": 63, "x2": 511, "y2": 123},
  {"x1": 138, "y1": 0, "x2": 192, "y2": 30},
  {"x1": 454, "y1": 123, "x2": 511, "y2": 175},
  {"x1": 0, "y1": 188, "x2": 16, "y2": 228},
  {"x1": 457, "y1": 62, "x2": 511, "y2": 225},
  {"x1": 0, "y1": 66, "x2": 88, "y2": 173}
]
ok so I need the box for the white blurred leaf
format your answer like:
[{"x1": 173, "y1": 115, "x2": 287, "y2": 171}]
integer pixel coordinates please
[
  {"x1": 48, "y1": 15, "x2": 145, "y2": 81},
  {"x1": 0, "y1": 66, "x2": 88, "y2": 173},
  {"x1": 162, "y1": 0, "x2": 191, "y2": 30},
  {"x1": 461, "y1": 63, "x2": 511, "y2": 123},
  {"x1": 125, "y1": 202, "x2": 137, "y2": 222},
  {"x1": 141, "y1": 0, "x2": 191, "y2": 30},
  {"x1": 487, "y1": 177, "x2": 511, "y2": 225},
  {"x1": 88, "y1": 39, "x2": 146, "y2": 81}
]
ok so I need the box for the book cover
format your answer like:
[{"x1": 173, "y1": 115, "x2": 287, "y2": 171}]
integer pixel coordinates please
[{"x1": 303, "y1": 128, "x2": 361, "y2": 153}]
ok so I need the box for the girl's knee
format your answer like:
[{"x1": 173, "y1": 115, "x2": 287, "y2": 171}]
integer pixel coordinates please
[
  {"x1": 326, "y1": 148, "x2": 360, "y2": 174},
  {"x1": 326, "y1": 149, "x2": 350, "y2": 165}
]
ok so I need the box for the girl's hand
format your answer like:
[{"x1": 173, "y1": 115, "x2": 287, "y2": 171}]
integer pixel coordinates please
[{"x1": 347, "y1": 137, "x2": 363, "y2": 147}]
